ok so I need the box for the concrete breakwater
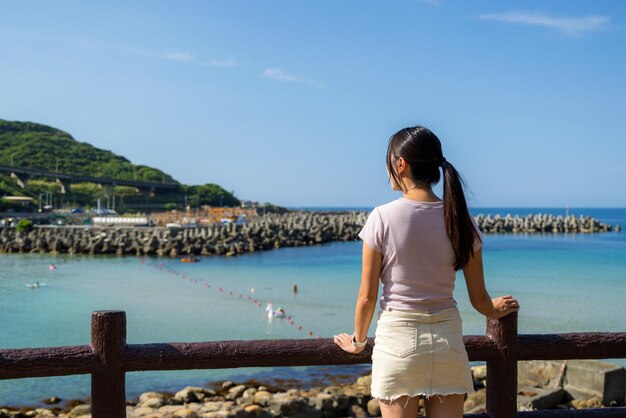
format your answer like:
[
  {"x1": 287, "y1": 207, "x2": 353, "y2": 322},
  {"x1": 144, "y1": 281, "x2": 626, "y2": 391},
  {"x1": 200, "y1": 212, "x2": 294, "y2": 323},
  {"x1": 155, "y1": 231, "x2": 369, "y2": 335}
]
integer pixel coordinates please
[
  {"x1": 475, "y1": 213, "x2": 619, "y2": 233},
  {"x1": 0, "y1": 211, "x2": 619, "y2": 256},
  {"x1": 0, "y1": 211, "x2": 369, "y2": 257}
]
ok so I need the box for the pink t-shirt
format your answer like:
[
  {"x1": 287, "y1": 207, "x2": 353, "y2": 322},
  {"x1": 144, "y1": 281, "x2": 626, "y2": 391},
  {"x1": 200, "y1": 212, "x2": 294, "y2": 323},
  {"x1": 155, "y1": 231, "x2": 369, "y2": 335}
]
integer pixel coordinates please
[{"x1": 358, "y1": 197, "x2": 482, "y2": 311}]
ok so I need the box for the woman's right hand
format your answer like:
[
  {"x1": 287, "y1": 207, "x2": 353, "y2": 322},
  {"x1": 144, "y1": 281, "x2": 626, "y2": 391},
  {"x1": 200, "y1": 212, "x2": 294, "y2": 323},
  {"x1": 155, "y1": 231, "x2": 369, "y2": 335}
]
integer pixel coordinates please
[{"x1": 491, "y1": 295, "x2": 520, "y2": 318}]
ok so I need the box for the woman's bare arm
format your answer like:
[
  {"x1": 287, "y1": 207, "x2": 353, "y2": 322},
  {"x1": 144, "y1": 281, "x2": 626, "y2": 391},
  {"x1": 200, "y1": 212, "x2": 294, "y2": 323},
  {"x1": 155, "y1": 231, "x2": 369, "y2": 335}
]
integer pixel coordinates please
[
  {"x1": 463, "y1": 248, "x2": 519, "y2": 319},
  {"x1": 334, "y1": 242, "x2": 382, "y2": 353},
  {"x1": 354, "y1": 243, "x2": 382, "y2": 341}
]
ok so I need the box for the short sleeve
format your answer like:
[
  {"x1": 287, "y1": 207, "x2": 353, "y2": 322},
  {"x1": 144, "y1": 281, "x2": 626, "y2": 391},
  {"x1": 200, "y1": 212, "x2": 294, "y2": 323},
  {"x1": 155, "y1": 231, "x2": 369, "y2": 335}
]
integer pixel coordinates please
[
  {"x1": 358, "y1": 207, "x2": 383, "y2": 253},
  {"x1": 470, "y1": 214, "x2": 483, "y2": 252}
]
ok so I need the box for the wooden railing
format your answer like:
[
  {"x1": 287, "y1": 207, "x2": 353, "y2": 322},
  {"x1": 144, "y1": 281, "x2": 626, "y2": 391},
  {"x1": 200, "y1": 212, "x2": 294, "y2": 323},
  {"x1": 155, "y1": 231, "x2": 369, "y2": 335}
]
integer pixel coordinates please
[{"x1": 1, "y1": 311, "x2": 625, "y2": 417}]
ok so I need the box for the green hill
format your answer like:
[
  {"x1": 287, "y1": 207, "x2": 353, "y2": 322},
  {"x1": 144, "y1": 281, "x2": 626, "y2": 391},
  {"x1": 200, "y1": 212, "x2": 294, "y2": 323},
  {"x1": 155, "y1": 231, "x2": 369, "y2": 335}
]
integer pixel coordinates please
[
  {"x1": 0, "y1": 119, "x2": 177, "y2": 182},
  {"x1": 0, "y1": 119, "x2": 240, "y2": 211}
]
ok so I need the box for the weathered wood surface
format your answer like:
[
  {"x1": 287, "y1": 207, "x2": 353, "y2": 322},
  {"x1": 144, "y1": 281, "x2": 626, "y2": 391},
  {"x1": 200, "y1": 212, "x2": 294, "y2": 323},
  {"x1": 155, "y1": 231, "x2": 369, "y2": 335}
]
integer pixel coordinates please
[
  {"x1": 466, "y1": 336, "x2": 501, "y2": 361},
  {"x1": 0, "y1": 345, "x2": 97, "y2": 379},
  {"x1": 2, "y1": 332, "x2": 624, "y2": 378},
  {"x1": 124, "y1": 338, "x2": 375, "y2": 371},
  {"x1": 487, "y1": 312, "x2": 518, "y2": 418},
  {"x1": 91, "y1": 311, "x2": 126, "y2": 418},
  {"x1": 123, "y1": 336, "x2": 499, "y2": 372},
  {"x1": 517, "y1": 333, "x2": 626, "y2": 360}
]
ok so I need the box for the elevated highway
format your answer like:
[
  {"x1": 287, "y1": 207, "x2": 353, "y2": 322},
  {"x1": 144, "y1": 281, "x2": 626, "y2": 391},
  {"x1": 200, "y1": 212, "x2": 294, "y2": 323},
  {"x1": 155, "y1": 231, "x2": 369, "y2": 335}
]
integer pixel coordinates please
[{"x1": 0, "y1": 164, "x2": 180, "y2": 194}]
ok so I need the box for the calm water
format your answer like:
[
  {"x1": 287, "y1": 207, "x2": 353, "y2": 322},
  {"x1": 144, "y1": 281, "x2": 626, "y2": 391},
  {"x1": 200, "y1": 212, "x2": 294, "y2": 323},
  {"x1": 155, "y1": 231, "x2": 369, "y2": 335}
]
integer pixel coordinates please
[{"x1": 1, "y1": 207, "x2": 625, "y2": 406}]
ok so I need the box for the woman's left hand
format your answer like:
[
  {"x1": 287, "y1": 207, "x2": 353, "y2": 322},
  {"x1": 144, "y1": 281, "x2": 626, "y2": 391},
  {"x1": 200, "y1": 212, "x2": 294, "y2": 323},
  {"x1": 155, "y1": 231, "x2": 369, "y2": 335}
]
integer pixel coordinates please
[{"x1": 333, "y1": 333, "x2": 366, "y2": 354}]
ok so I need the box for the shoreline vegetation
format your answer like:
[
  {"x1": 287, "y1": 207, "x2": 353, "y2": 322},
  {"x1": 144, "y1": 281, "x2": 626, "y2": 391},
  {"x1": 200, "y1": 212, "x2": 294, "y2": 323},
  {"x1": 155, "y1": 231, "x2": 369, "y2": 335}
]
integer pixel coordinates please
[
  {"x1": 0, "y1": 211, "x2": 620, "y2": 257},
  {"x1": 1, "y1": 361, "x2": 623, "y2": 417}
]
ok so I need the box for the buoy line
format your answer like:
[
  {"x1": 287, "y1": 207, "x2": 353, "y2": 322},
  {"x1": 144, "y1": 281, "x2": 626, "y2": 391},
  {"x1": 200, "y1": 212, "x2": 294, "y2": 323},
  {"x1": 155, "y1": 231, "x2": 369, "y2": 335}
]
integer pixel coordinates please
[{"x1": 140, "y1": 257, "x2": 319, "y2": 338}]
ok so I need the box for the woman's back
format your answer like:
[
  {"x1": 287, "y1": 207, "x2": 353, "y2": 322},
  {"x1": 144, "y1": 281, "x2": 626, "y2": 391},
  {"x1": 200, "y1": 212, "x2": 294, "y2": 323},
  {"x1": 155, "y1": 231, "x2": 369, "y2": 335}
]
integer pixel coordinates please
[
  {"x1": 334, "y1": 125, "x2": 518, "y2": 418},
  {"x1": 360, "y1": 197, "x2": 481, "y2": 311}
]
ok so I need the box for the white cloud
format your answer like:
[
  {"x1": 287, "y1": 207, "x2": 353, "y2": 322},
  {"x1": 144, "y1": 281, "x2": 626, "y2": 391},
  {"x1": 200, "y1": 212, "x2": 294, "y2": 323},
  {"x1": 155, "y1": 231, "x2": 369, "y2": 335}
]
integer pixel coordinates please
[
  {"x1": 140, "y1": 51, "x2": 239, "y2": 68},
  {"x1": 478, "y1": 11, "x2": 610, "y2": 36},
  {"x1": 203, "y1": 58, "x2": 238, "y2": 68},
  {"x1": 127, "y1": 49, "x2": 243, "y2": 69},
  {"x1": 55, "y1": 36, "x2": 238, "y2": 68},
  {"x1": 157, "y1": 51, "x2": 196, "y2": 62},
  {"x1": 262, "y1": 67, "x2": 300, "y2": 82},
  {"x1": 261, "y1": 67, "x2": 324, "y2": 88}
]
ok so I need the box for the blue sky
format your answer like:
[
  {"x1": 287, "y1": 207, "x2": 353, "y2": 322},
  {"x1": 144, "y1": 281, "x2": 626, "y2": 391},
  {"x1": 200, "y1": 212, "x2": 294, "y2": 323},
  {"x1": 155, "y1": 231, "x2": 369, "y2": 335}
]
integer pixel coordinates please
[{"x1": 1, "y1": 1, "x2": 625, "y2": 207}]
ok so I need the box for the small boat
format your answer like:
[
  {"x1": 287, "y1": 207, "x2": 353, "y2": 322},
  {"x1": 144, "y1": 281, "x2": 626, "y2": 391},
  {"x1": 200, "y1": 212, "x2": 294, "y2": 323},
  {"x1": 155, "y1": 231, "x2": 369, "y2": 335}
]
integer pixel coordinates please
[{"x1": 180, "y1": 256, "x2": 200, "y2": 263}]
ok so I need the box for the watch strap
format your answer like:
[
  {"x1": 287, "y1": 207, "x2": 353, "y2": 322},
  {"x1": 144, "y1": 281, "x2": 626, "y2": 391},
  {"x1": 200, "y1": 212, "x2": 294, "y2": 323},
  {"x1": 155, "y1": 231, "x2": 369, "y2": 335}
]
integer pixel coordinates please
[{"x1": 351, "y1": 333, "x2": 367, "y2": 348}]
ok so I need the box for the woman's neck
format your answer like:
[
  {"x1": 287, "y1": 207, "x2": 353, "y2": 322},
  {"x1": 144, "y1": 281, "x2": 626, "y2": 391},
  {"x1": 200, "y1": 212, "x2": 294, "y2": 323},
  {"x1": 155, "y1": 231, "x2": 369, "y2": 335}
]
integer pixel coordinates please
[{"x1": 401, "y1": 183, "x2": 441, "y2": 203}]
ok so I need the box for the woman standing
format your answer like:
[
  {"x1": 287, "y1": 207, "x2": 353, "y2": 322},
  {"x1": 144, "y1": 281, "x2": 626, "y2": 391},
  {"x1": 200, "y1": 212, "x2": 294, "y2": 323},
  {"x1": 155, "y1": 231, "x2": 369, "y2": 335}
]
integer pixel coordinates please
[{"x1": 334, "y1": 126, "x2": 519, "y2": 418}]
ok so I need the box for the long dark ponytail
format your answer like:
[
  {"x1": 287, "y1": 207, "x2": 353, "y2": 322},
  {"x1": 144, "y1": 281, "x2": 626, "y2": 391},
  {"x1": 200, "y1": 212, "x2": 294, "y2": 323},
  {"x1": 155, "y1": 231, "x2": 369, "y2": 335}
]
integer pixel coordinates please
[{"x1": 386, "y1": 126, "x2": 481, "y2": 270}]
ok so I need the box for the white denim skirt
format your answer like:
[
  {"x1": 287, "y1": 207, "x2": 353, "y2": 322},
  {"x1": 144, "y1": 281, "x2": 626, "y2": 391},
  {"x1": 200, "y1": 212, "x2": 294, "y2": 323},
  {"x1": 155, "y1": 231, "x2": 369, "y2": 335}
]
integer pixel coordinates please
[{"x1": 371, "y1": 305, "x2": 475, "y2": 401}]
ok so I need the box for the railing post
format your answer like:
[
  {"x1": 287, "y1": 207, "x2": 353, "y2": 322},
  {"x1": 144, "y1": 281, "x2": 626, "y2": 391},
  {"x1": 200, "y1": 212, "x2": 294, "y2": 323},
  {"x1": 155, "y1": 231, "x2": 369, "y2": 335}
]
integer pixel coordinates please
[
  {"x1": 486, "y1": 312, "x2": 518, "y2": 418},
  {"x1": 91, "y1": 310, "x2": 126, "y2": 418}
]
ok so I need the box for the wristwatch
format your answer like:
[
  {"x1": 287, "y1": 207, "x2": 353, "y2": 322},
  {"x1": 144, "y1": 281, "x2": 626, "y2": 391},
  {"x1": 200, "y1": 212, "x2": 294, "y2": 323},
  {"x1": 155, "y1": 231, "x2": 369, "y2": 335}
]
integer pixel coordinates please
[{"x1": 351, "y1": 333, "x2": 367, "y2": 348}]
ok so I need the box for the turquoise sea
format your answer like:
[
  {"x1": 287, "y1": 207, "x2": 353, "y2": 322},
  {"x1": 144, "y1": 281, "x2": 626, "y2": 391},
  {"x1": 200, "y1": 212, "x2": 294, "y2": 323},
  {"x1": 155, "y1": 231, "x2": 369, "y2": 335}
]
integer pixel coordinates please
[{"x1": 1, "y1": 207, "x2": 625, "y2": 406}]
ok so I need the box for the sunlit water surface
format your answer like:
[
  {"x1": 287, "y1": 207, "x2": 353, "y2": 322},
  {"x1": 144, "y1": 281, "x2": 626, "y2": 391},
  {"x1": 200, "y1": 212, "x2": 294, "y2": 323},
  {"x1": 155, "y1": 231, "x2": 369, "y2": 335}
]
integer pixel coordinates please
[{"x1": 1, "y1": 208, "x2": 625, "y2": 406}]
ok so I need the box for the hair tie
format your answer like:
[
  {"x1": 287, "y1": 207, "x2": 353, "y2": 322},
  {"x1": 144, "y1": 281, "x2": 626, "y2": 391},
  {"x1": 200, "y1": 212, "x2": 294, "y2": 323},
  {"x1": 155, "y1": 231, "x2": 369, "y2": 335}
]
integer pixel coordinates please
[{"x1": 439, "y1": 157, "x2": 447, "y2": 167}]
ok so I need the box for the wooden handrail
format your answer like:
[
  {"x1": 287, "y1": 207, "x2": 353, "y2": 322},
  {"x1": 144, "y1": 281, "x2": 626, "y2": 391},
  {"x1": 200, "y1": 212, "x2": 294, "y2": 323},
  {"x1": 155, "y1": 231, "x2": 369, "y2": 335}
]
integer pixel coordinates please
[
  {"x1": 517, "y1": 333, "x2": 626, "y2": 360},
  {"x1": 0, "y1": 345, "x2": 98, "y2": 379},
  {"x1": 0, "y1": 310, "x2": 625, "y2": 418}
]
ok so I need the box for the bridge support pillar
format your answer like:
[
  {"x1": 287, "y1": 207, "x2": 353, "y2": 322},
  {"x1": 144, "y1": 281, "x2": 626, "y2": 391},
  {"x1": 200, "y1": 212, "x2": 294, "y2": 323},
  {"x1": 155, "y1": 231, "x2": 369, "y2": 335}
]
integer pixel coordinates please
[
  {"x1": 9, "y1": 172, "x2": 29, "y2": 188},
  {"x1": 55, "y1": 178, "x2": 71, "y2": 194}
]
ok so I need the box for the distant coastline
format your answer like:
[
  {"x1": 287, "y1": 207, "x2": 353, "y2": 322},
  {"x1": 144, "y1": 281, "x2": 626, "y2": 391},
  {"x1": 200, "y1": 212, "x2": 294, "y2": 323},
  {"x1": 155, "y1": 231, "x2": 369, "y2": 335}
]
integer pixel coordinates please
[
  {"x1": 0, "y1": 211, "x2": 368, "y2": 256},
  {"x1": 0, "y1": 209, "x2": 620, "y2": 256}
]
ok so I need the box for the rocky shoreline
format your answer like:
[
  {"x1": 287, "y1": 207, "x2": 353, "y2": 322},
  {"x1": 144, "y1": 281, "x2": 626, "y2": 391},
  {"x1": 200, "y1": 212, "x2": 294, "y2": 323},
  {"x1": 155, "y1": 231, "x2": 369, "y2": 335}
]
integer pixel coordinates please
[
  {"x1": 1, "y1": 361, "x2": 623, "y2": 417},
  {"x1": 475, "y1": 213, "x2": 619, "y2": 233},
  {"x1": 0, "y1": 211, "x2": 619, "y2": 256},
  {"x1": 0, "y1": 212, "x2": 367, "y2": 257}
]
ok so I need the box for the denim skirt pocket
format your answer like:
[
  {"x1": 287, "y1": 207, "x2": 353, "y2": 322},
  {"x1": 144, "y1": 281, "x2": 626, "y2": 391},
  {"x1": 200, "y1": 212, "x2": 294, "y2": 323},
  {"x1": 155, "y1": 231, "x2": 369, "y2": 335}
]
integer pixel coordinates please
[{"x1": 375, "y1": 320, "x2": 418, "y2": 358}]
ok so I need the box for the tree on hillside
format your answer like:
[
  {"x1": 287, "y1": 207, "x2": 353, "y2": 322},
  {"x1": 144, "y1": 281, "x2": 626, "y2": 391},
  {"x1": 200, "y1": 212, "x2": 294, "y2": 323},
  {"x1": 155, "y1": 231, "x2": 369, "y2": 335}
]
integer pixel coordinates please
[{"x1": 182, "y1": 184, "x2": 240, "y2": 207}]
